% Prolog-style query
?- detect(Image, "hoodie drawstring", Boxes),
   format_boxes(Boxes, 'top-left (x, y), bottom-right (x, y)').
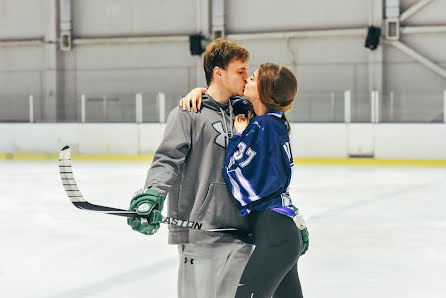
top-left (229, 99), bottom-right (234, 137)
top-left (219, 100), bottom-right (234, 148)
top-left (219, 107), bottom-right (229, 148)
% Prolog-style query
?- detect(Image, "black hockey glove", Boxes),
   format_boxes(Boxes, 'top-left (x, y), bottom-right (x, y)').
top-left (231, 96), bottom-right (252, 117)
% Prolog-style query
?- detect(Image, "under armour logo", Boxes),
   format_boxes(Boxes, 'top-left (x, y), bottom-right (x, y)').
top-left (212, 121), bottom-right (228, 148)
top-left (184, 257), bottom-right (194, 264)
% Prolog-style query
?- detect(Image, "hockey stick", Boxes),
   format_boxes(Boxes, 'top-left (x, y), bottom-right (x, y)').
top-left (59, 146), bottom-right (254, 242)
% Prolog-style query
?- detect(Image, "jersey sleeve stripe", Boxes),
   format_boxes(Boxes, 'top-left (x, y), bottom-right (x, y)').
top-left (235, 167), bottom-right (261, 202)
top-left (227, 170), bottom-right (247, 206)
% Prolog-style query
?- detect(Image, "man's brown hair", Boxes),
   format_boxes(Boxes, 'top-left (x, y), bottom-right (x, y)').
top-left (203, 38), bottom-right (249, 86)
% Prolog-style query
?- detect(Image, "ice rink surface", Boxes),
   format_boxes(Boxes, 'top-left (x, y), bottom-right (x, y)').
top-left (1, 159), bottom-right (445, 298)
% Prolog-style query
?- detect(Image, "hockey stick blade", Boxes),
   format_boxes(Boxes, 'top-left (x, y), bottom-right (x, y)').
top-left (59, 146), bottom-right (254, 243)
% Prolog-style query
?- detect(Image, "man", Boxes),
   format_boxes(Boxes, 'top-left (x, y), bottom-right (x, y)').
top-left (127, 38), bottom-right (253, 298)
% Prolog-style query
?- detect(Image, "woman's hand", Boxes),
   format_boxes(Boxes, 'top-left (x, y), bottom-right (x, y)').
top-left (234, 114), bottom-right (249, 134)
top-left (179, 88), bottom-right (208, 112)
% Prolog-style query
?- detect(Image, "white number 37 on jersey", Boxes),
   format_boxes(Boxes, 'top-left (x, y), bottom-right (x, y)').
top-left (229, 142), bottom-right (256, 168)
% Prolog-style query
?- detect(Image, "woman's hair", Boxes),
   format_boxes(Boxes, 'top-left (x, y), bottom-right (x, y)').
top-left (250, 63), bottom-right (298, 134)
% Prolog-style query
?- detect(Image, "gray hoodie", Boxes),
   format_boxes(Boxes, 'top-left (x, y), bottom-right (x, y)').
top-left (144, 94), bottom-right (250, 244)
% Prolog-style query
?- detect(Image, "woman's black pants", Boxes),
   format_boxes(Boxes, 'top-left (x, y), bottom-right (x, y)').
top-left (235, 209), bottom-right (303, 298)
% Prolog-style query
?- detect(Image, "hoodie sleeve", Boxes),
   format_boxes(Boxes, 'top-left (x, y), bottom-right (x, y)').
top-left (144, 108), bottom-right (191, 198)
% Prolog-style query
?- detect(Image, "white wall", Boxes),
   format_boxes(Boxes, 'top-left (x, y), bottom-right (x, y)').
top-left (1, 123), bottom-right (445, 160)
top-left (1, 0), bottom-right (445, 122)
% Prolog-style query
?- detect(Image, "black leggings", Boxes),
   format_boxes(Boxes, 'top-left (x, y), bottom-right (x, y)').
top-left (235, 210), bottom-right (303, 298)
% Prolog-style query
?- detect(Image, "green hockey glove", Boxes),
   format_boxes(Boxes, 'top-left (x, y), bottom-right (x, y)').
top-left (292, 205), bottom-right (309, 255)
top-left (300, 228), bottom-right (309, 255)
top-left (127, 188), bottom-right (164, 235)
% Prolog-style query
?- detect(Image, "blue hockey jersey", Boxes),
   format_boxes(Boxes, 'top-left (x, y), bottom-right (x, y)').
top-left (222, 111), bottom-right (297, 217)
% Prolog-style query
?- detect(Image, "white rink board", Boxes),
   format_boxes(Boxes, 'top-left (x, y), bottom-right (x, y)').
top-left (1, 123), bottom-right (446, 159)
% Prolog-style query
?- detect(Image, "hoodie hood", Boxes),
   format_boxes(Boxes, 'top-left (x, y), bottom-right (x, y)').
top-left (201, 93), bottom-right (231, 114)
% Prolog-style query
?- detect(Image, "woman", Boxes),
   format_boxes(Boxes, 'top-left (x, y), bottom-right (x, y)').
top-left (180, 63), bottom-right (308, 297)
top-left (223, 63), bottom-right (305, 298)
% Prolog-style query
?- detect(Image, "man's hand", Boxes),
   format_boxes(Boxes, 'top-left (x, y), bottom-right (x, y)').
top-left (127, 188), bottom-right (164, 235)
top-left (179, 87), bottom-right (207, 112)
